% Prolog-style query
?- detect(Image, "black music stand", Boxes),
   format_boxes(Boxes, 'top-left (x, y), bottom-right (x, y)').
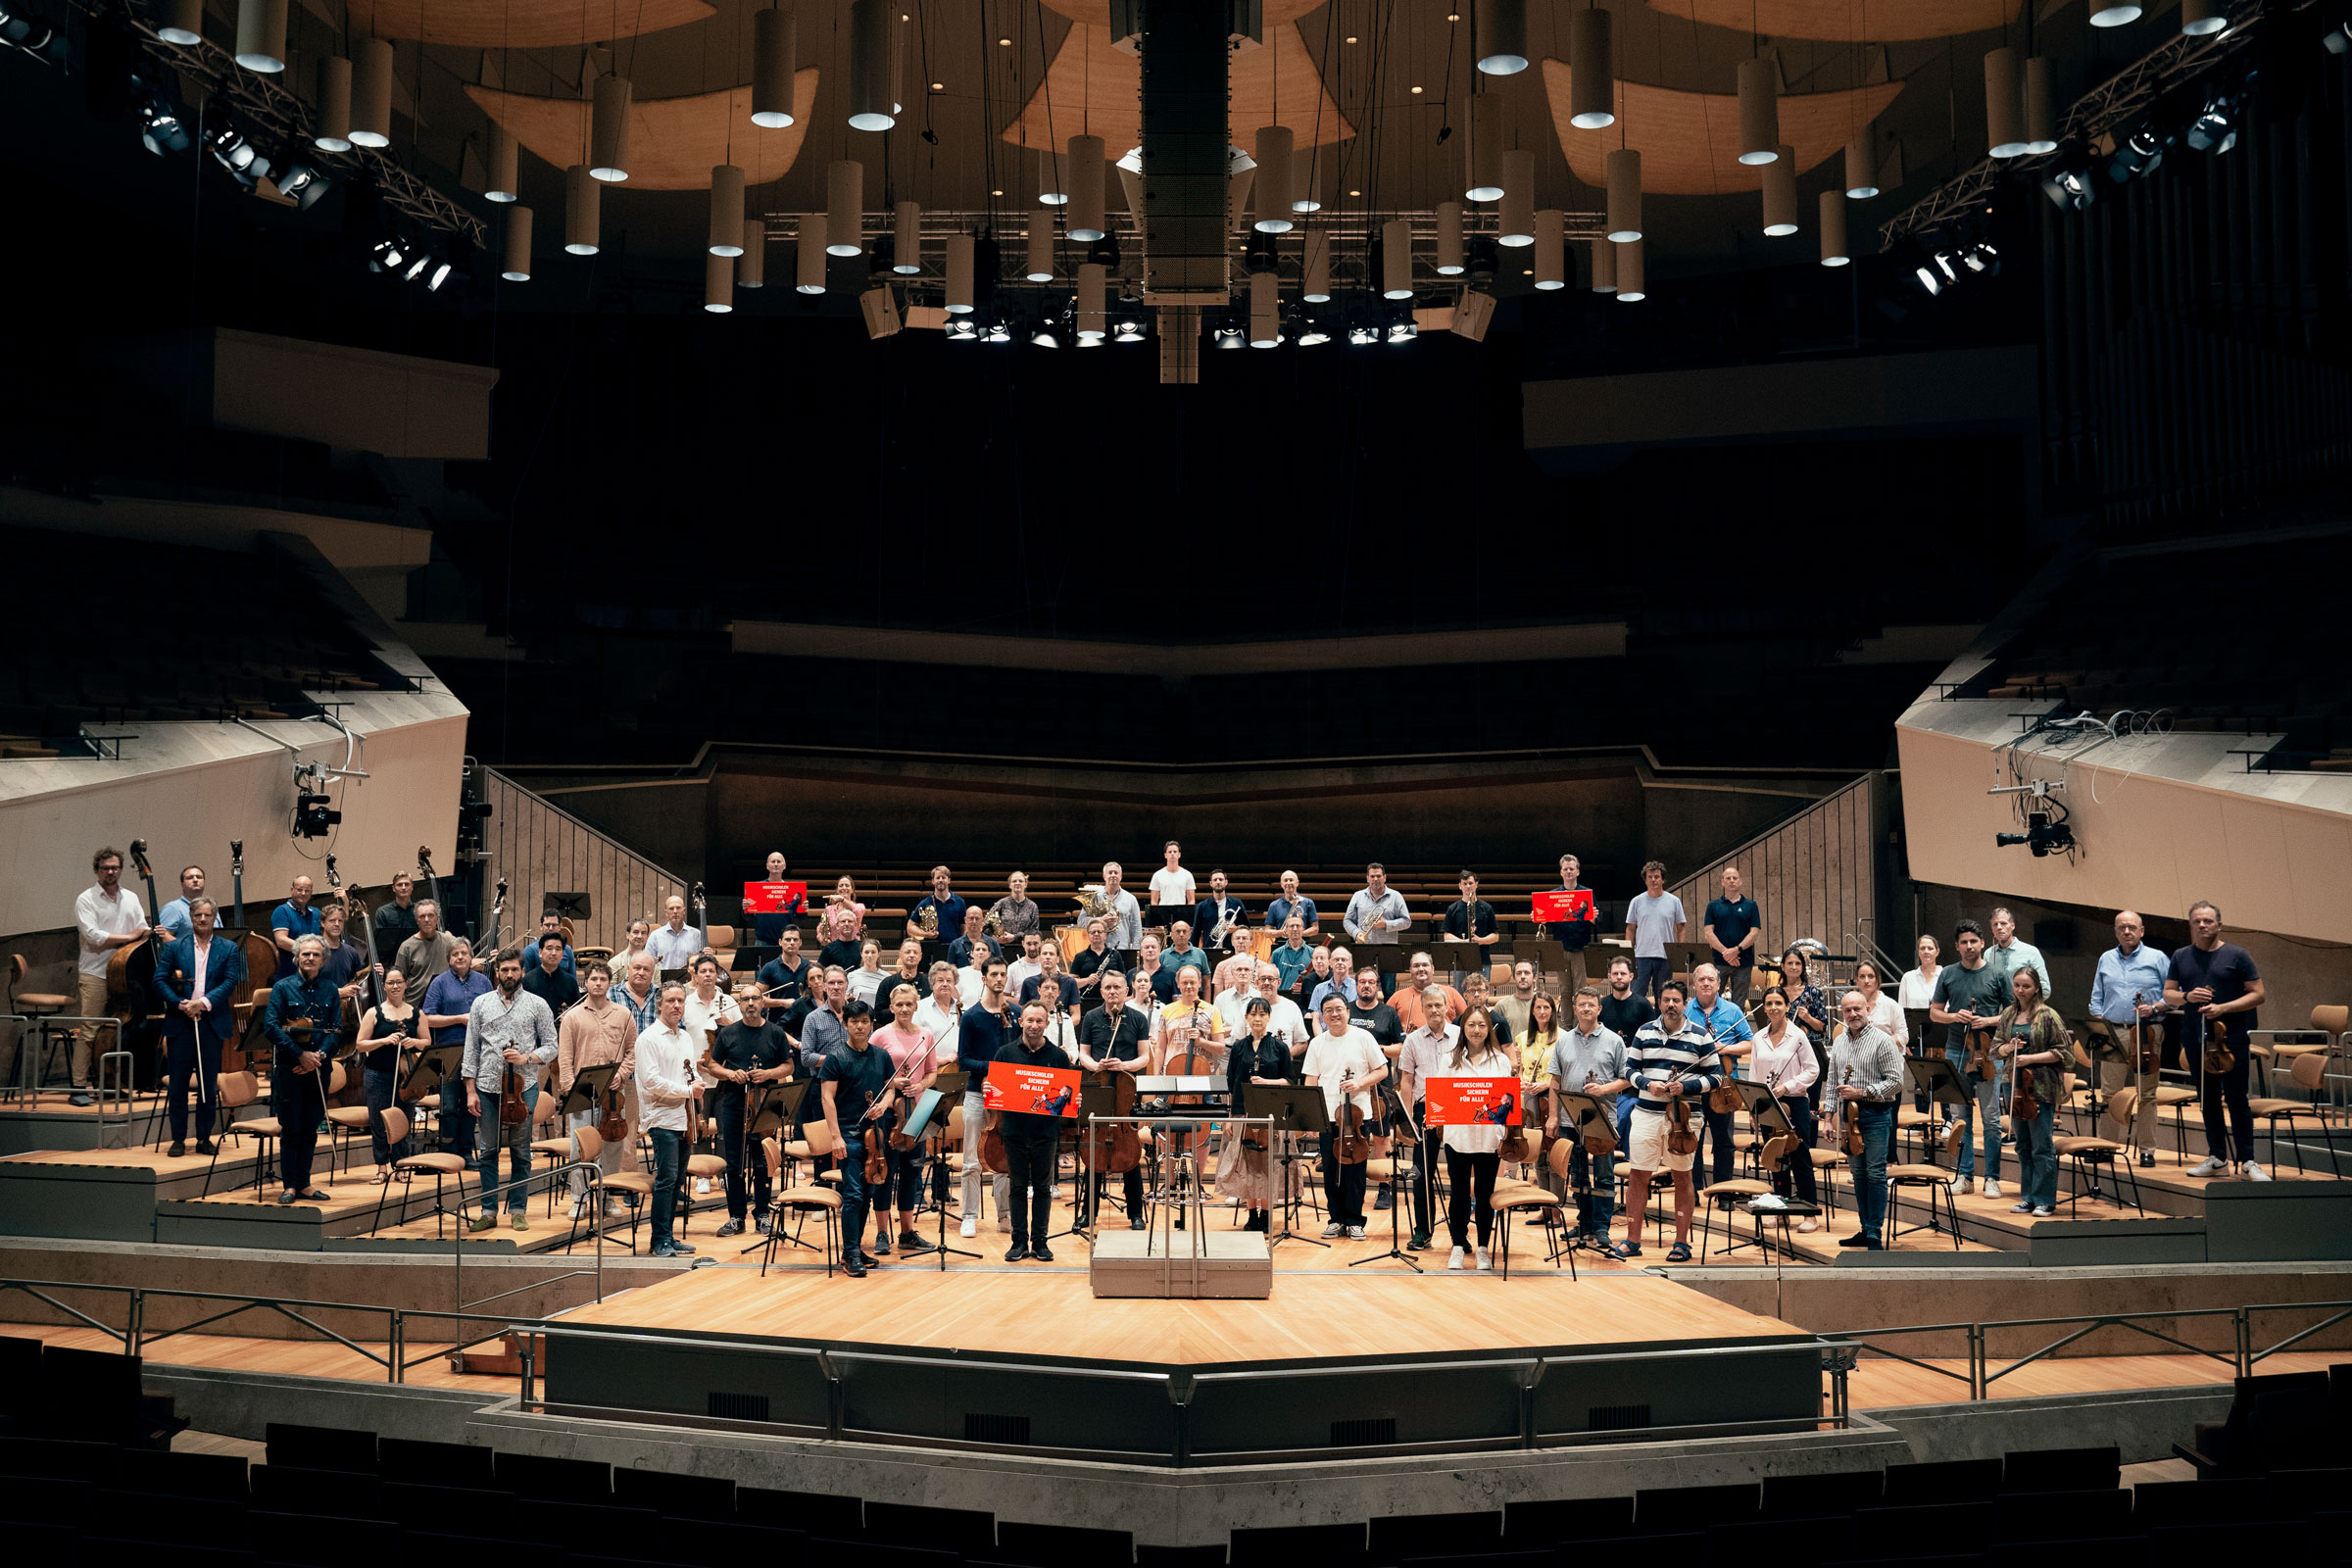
top-left (1051, 1078), bottom-right (1122, 1247)
top-left (1246, 1083), bottom-right (1330, 1251)
top-left (1721, 1084), bottom-right (1814, 1260)
top-left (1347, 1084), bottom-right (1422, 1274)
top-left (562, 1061), bottom-right (616, 1120)
top-left (1908, 1056), bottom-right (1974, 1164)
top-left (1438, 939), bottom-right (1510, 983)
top-left (545, 891), bottom-right (591, 924)
top-left (1550, 1086), bottom-right (1620, 1250)
top-left (923, 1071), bottom-right (981, 1268)
top-left (398, 1042), bottom-right (465, 1150)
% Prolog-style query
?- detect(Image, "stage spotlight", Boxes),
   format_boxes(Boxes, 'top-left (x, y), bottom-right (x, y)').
top-left (368, 236), bottom-right (404, 272)
top-left (1031, 319), bottom-right (1062, 347)
top-left (984, 317), bottom-right (1012, 342)
top-left (1995, 810), bottom-right (2074, 857)
top-left (208, 123), bottom-right (272, 185)
top-left (2108, 123), bottom-right (2172, 181)
top-left (1212, 316), bottom-right (1247, 348)
top-left (1297, 318), bottom-right (1331, 346)
top-left (1111, 315), bottom-right (1146, 343)
top-left (403, 249), bottom-right (433, 283)
top-left (946, 318), bottom-right (980, 342)
top-left (138, 89), bottom-right (192, 155)
top-left (0, 6), bottom-right (59, 54)
top-left (2186, 81), bottom-right (2248, 153)
top-left (1465, 236), bottom-right (1500, 287)
top-left (1347, 302), bottom-right (1380, 345)
top-left (1387, 313), bottom-right (1418, 344)
top-left (2039, 152), bottom-right (2099, 212)
top-left (274, 163), bottom-right (331, 210)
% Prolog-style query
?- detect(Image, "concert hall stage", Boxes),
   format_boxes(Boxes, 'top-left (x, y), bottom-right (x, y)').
top-left (538, 1259), bottom-right (1830, 1467)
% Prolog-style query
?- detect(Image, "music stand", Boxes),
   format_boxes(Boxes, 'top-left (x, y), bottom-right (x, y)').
top-left (398, 1042), bottom-right (465, 1150)
top-left (1051, 1078), bottom-right (1122, 1247)
top-left (563, 1061), bottom-right (616, 1119)
top-left (1720, 1085), bottom-right (1813, 1260)
top-left (1548, 1090), bottom-right (1617, 1251)
top-left (921, 941), bottom-right (959, 972)
top-left (922, 1071), bottom-right (980, 1268)
top-left (545, 892), bottom-right (591, 923)
top-left (1240, 1084), bottom-right (1328, 1250)
top-left (1665, 941), bottom-right (1717, 984)
top-left (1438, 939), bottom-right (1509, 984)
top-left (1908, 1056), bottom-right (1974, 1165)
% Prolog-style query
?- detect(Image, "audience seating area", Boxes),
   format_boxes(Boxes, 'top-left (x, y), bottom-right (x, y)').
top-left (0, 525), bottom-right (397, 758)
top-left (1971, 526), bottom-right (2348, 770)
top-left (7, 1370), bottom-right (2352, 1568)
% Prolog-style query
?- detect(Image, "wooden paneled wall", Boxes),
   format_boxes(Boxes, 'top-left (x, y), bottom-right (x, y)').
top-left (1669, 773), bottom-right (1888, 977)
top-left (479, 767), bottom-right (687, 954)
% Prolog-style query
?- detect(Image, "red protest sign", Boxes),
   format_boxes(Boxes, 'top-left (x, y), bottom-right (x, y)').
top-left (1532, 889), bottom-right (1595, 924)
top-left (742, 881), bottom-right (808, 913)
top-left (983, 1060), bottom-right (1080, 1117)
top-left (1424, 1075), bottom-right (1521, 1128)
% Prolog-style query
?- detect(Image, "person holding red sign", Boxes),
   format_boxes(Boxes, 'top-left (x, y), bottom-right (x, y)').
top-left (993, 1002), bottom-right (1077, 1262)
top-left (1536, 853), bottom-right (1601, 997)
top-left (1427, 1006), bottom-right (1513, 1271)
top-left (750, 852), bottom-right (806, 950)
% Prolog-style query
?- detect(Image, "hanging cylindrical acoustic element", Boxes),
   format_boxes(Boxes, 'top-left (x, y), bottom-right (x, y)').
top-left (351, 38), bottom-right (395, 147)
top-left (2181, 0), bottom-right (2224, 33)
top-left (797, 215), bottom-right (828, 292)
top-left (893, 200), bottom-right (921, 273)
top-left (1819, 189), bottom-right (1848, 267)
top-left (501, 207), bottom-right (532, 280)
top-left (944, 232), bottom-right (974, 312)
top-left (2023, 57), bottom-right (2058, 153)
top-left (1435, 201), bottom-right (1465, 274)
top-left (1532, 211), bottom-right (1564, 288)
top-left (708, 165), bottom-right (747, 256)
top-left (1761, 143), bottom-right (1797, 234)
top-left (590, 74), bottom-right (632, 181)
top-left (486, 123), bottom-right (519, 201)
top-left (753, 7), bottom-right (797, 126)
top-left (1984, 47), bottom-right (2027, 157)
top-left (848, 0), bottom-right (895, 129)
top-left (705, 252), bottom-right (734, 314)
top-left (1380, 218), bottom-right (1413, 300)
top-left (235, 0), bottom-right (288, 73)
top-left (1843, 131), bottom-right (1878, 198)
top-left (1250, 270), bottom-right (1280, 346)
top-left (1293, 147), bottom-right (1321, 211)
top-left (826, 160), bottom-right (863, 255)
top-left (1591, 234), bottom-right (1616, 292)
top-left (1497, 149), bottom-right (1536, 245)
top-left (2089, 0), bottom-right (2140, 26)
top-left (1252, 125), bottom-right (1294, 230)
top-left (1616, 237), bottom-right (1644, 301)
top-left (1605, 147), bottom-right (1641, 241)
top-left (1302, 228), bottom-right (1332, 300)
top-left (1037, 146), bottom-right (1067, 205)
top-left (1465, 94), bottom-right (1504, 200)
top-left (1067, 135), bottom-right (1107, 241)
top-left (1475, 0), bottom-right (1528, 74)
top-left (160, 0), bottom-right (204, 46)
top-left (1737, 58), bottom-right (1779, 165)
top-left (1077, 262), bottom-right (1107, 338)
top-left (1567, 7), bottom-right (1614, 127)
top-left (1025, 204), bottom-right (1054, 281)
top-left (739, 211), bottom-right (766, 285)
top-left (314, 56), bottom-right (353, 152)
top-left (564, 165), bottom-right (600, 253)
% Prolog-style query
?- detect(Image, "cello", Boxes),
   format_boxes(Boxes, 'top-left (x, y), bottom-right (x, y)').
top-left (220, 841), bottom-right (274, 1074)
top-left (1079, 1064), bottom-right (1142, 1178)
top-left (106, 840), bottom-right (166, 1086)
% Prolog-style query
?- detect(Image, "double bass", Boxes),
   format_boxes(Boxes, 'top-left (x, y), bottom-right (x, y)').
top-left (106, 839), bottom-right (166, 1080)
top-left (219, 841), bottom-right (274, 1074)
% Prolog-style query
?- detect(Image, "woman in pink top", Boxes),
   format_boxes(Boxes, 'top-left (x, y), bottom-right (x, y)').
top-left (1748, 986), bottom-right (1824, 1229)
top-left (868, 987), bottom-right (941, 1256)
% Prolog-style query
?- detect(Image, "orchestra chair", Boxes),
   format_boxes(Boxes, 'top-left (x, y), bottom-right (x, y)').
top-left (5, 954), bottom-right (72, 1102)
top-left (1893, 1104), bottom-right (1939, 1164)
top-left (1492, 1186), bottom-right (1572, 1279)
top-left (324, 1061), bottom-right (383, 1179)
top-left (374, 1107), bottom-right (468, 1239)
top-left (529, 1084), bottom-right (577, 1216)
top-left (2245, 1050), bottom-right (2341, 1176)
top-left (203, 1071), bottom-right (280, 1198)
top-left (1695, 1178), bottom-right (1773, 1262)
top-left (591, 1128), bottom-right (659, 1250)
top-left (703, 924), bottom-right (739, 973)
top-left (2248, 1005), bottom-right (2344, 1102)
top-left (760, 1136), bottom-right (842, 1276)
top-left (1807, 1149), bottom-right (1845, 1221)
top-left (680, 1140), bottom-right (731, 1235)
top-left (2051, 1130), bottom-right (2142, 1214)
top-left (1885, 1161), bottom-right (1966, 1250)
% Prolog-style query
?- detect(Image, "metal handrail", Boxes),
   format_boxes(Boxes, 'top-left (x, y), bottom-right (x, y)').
top-left (2244, 1298), bottom-right (2352, 1367)
top-left (430, 1158), bottom-right (607, 1311)
top-left (1978, 1305), bottom-right (2244, 1390)
top-left (1822, 1320), bottom-right (1983, 1397)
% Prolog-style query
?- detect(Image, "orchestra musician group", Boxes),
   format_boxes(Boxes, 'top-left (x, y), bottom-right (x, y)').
top-left (46, 845), bottom-right (2281, 1269)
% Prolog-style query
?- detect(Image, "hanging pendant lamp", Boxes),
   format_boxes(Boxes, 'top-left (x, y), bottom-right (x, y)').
top-left (710, 165), bottom-right (746, 256)
top-left (1605, 147), bottom-right (1641, 242)
top-left (351, 38), bottom-right (395, 147)
top-left (234, 0), bottom-right (288, 73)
top-left (1532, 211), bottom-right (1564, 288)
top-left (739, 212), bottom-right (766, 286)
top-left (1761, 143), bottom-right (1797, 234)
top-left (564, 165), bottom-right (600, 254)
top-left (848, 0), bottom-right (896, 129)
top-left (501, 207), bottom-right (533, 280)
top-left (1568, 7), bottom-right (1614, 127)
top-left (1737, 58), bottom-right (1779, 165)
top-left (1819, 189), bottom-right (1849, 267)
top-left (1465, 94), bottom-right (1504, 200)
top-left (1068, 135), bottom-right (1107, 241)
top-left (894, 200), bottom-right (922, 273)
top-left (797, 215), bottom-right (829, 292)
top-left (1436, 201), bottom-right (1465, 274)
top-left (590, 74), bottom-right (632, 181)
top-left (1984, 47), bottom-right (2028, 157)
top-left (1616, 238), bottom-right (1645, 301)
top-left (1475, 0), bottom-right (1528, 74)
top-left (705, 253), bottom-right (734, 314)
top-left (753, 6), bottom-right (797, 127)
top-left (315, 56), bottom-right (353, 152)
top-left (826, 161), bottom-right (863, 256)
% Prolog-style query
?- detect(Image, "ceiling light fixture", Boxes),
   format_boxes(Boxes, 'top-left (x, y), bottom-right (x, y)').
top-left (564, 165), bottom-right (600, 253)
top-left (1844, 130), bottom-right (1879, 198)
top-left (1497, 149), bottom-right (1536, 245)
top-left (798, 214), bottom-right (829, 291)
top-left (350, 38), bottom-right (394, 148)
top-left (1476, 0), bottom-right (1528, 74)
top-left (849, 0), bottom-right (897, 129)
top-left (944, 232), bottom-right (974, 312)
top-left (1590, 234), bottom-right (1616, 293)
top-left (1302, 228), bottom-right (1332, 301)
top-left (1615, 237), bottom-right (1645, 301)
top-left (1532, 209), bottom-right (1564, 287)
top-left (710, 164), bottom-right (746, 256)
top-left (1985, 47), bottom-right (2029, 157)
top-left (234, 0), bottom-right (287, 73)
top-left (315, 56), bottom-right (353, 152)
top-left (1025, 202), bottom-right (1054, 281)
top-left (1380, 218), bottom-right (1414, 300)
top-left (1067, 134), bottom-right (1107, 240)
top-left (1819, 189), bottom-right (1848, 266)
top-left (590, 74), bottom-right (632, 181)
top-left (1761, 143), bottom-right (1798, 234)
top-left (827, 162), bottom-right (865, 255)
top-left (485, 122), bottom-right (518, 200)
top-left (1252, 125), bottom-right (1294, 229)
top-left (1567, 7), bottom-right (1614, 128)
top-left (158, 0), bottom-right (203, 46)
top-left (752, 6), bottom-right (797, 127)
top-left (2089, 0), bottom-right (2141, 26)
top-left (2024, 57), bottom-right (2058, 154)
top-left (705, 252), bottom-right (734, 313)
top-left (1605, 146), bottom-right (1641, 241)
top-left (739, 211), bottom-right (766, 286)
top-left (1465, 93), bottom-right (1504, 199)
top-left (1435, 200), bottom-right (1465, 273)
top-left (894, 200), bottom-right (922, 273)
top-left (1737, 57), bottom-right (1779, 165)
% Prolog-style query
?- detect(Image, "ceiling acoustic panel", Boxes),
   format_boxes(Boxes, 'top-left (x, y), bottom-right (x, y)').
top-left (1544, 66), bottom-right (1902, 195)
top-left (1645, 0), bottom-right (2012, 43)
top-left (466, 72), bottom-right (820, 190)
top-left (1005, 23), bottom-right (1352, 157)
top-left (347, 0), bottom-right (716, 49)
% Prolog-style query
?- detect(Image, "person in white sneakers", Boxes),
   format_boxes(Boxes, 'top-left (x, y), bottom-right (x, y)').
top-left (1930, 920), bottom-right (2012, 1202)
top-left (2167, 900), bottom-right (2268, 1182)
top-left (1427, 1005), bottom-right (1512, 1270)
top-left (1303, 994), bottom-right (1387, 1240)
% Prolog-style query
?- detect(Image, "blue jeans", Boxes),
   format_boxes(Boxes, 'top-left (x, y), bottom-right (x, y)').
top-left (473, 1081), bottom-right (537, 1215)
top-left (2016, 1101), bottom-right (2059, 1209)
top-left (1616, 1097), bottom-right (1637, 1149)
top-left (1853, 1101), bottom-right (1895, 1242)
top-left (648, 1127), bottom-right (683, 1247)
top-left (1568, 1139), bottom-right (1616, 1234)
top-left (1946, 1049), bottom-right (2007, 1182)
top-left (838, 1132), bottom-right (873, 1256)
top-left (1634, 956), bottom-right (1671, 1010)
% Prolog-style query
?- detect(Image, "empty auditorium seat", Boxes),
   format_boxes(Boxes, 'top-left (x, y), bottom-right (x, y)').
top-left (1635, 1481), bottom-right (1759, 1528)
top-left (1501, 1495), bottom-right (1632, 1544)
top-left (996, 1519), bottom-right (1137, 1566)
top-left (736, 1485), bottom-right (862, 1539)
top-left (378, 1480), bottom-right (518, 1538)
top-left (1762, 1470), bottom-right (1884, 1517)
top-left (1881, 1457), bottom-right (2001, 1505)
top-left (2000, 1444), bottom-right (2121, 1493)
top-left (1367, 1509), bottom-right (1501, 1563)
top-left (1994, 1488), bottom-right (2132, 1541)
top-left (866, 1498), bottom-right (996, 1548)
top-left (262, 1422), bottom-right (378, 1476)
top-left (119, 1445), bottom-right (249, 1498)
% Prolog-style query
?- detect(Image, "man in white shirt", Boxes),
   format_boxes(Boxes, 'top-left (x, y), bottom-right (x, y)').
top-left (647, 895), bottom-right (705, 974)
top-left (1099, 860), bottom-right (1143, 958)
top-left (1343, 862), bottom-right (1410, 948)
top-left (1303, 994), bottom-right (1388, 1239)
top-left (1248, 964), bottom-right (1308, 1055)
top-left (915, 963), bottom-right (965, 1066)
top-left (631, 983), bottom-right (703, 1257)
top-left (1148, 841), bottom-right (1197, 918)
top-left (1625, 859), bottom-right (1687, 1009)
top-left (1395, 1002), bottom-right (1457, 1251)
top-left (73, 845), bottom-right (150, 1104)
top-left (1005, 931), bottom-right (1045, 1001)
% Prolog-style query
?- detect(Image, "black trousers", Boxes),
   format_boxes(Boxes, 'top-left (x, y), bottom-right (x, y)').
top-left (164, 1028), bottom-right (221, 1144)
top-left (1319, 1125), bottom-right (1367, 1226)
top-left (2199, 1046), bottom-right (2256, 1162)
top-left (714, 1095), bottom-right (769, 1220)
top-left (1775, 1095), bottom-right (1820, 1204)
top-left (1087, 1165), bottom-right (1145, 1222)
top-left (1004, 1138), bottom-right (1055, 1246)
top-left (1404, 1111), bottom-right (1446, 1236)
top-left (1445, 1147), bottom-right (1499, 1249)
top-left (1699, 1099), bottom-right (1740, 1185)
top-left (276, 1071), bottom-right (325, 1193)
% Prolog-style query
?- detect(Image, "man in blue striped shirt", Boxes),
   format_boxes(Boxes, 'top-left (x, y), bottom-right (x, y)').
top-left (2089, 910), bottom-right (2173, 1167)
top-left (1620, 981), bottom-right (1724, 1261)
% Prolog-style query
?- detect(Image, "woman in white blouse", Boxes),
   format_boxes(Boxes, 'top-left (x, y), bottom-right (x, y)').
top-left (847, 940), bottom-right (888, 1007)
top-left (1896, 936), bottom-right (1943, 1114)
top-left (1748, 987), bottom-right (1823, 1231)
top-left (1428, 1006), bottom-right (1512, 1271)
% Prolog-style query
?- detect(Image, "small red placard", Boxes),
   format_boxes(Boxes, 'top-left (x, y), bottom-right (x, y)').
top-left (1532, 889), bottom-right (1596, 924)
top-left (742, 881), bottom-right (808, 913)
top-left (982, 1060), bottom-right (1080, 1117)
top-left (1424, 1075), bottom-right (1521, 1128)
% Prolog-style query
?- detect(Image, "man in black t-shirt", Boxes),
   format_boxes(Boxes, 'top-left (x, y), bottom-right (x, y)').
top-left (817, 1001), bottom-right (895, 1277)
top-left (709, 988), bottom-right (796, 1236)
top-left (1076, 971), bottom-right (1152, 1225)
top-left (1441, 871), bottom-right (1498, 984)
top-left (1931, 920), bottom-right (2015, 1197)
top-left (994, 1002), bottom-right (1076, 1262)
top-left (756, 928), bottom-right (809, 1004)
top-left (2167, 901), bottom-right (2267, 1178)
top-left (1596, 953), bottom-right (1656, 1039)
top-left (1345, 965), bottom-right (1405, 1211)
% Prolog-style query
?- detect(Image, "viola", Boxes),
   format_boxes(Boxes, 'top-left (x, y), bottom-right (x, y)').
top-left (2197, 1011), bottom-right (2234, 1075)
top-left (1337, 1102), bottom-right (1372, 1164)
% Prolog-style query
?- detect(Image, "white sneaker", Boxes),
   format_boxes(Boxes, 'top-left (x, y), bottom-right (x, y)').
top-left (1447, 1246), bottom-right (1467, 1270)
top-left (2185, 1155), bottom-right (2227, 1178)
top-left (1947, 1176), bottom-right (1969, 1195)
top-left (1474, 1246), bottom-right (1493, 1271)
top-left (604, 1199), bottom-right (621, 1217)
top-left (2245, 1161), bottom-right (2271, 1182)
top-left (1796, 1217), bottom-right (1820, 1234)
top-left (960, 1216), bottom-right (977, 1239)
top-left (1347, 1225), bottom-right (1367, 1241)
top-left (1983, 1180), bottom-right (2003, 1200)
top-left (2010, 1200), bottom-right (2034, 1213)
top-left (567, 1197), bottom-right (586, 1220)
top-left (1322, 1221), bottom-right (1345, 1238)
top-left (2032, 1205), bottom-right (2055, 1216)
top-left (998, 1214), bottom-right (1013, 1234)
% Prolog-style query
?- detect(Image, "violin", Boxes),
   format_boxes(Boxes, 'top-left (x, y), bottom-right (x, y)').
top-left (500, 1054), bottom-right (529, 1128)
top-left (2130, 993), bottom-right (2161, 1075)
top-left (1496, 1071), bottom-right (1533, 1165)
top-left (2197, 1009), bottom-right (2234, 1075)
top-left (1963, 1018), bottom-right (1997, 1082)
top-left (598, 1078), bottom-right (629, 1144)
top-left (1839, 1065), bottom-right (1865, 1158)
top-left (1337, 1101), bottom-right (1372, 1164)
top-left (1665, 1091), bottom-right (1698, 1157)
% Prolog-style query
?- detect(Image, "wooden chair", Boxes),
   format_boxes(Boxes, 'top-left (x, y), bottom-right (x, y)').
top-left (1806, 1149), bottom-right (1845, 1220)
top-left (529, 1087), bottom-right (579, 1215)
top-left (1886, 1162), bottom-right (1965, 1250)
top-left (1493, 1188), bottom-right (1572, 1279)
top-left (761, 1136), bottom-right (843, 1275)
top-left (203, 1071), bottom-right (280, 1197)
top-left (2249, 1006), bottom-right (2344, 1101)
top-left (704, 924), bottom-right (739, 973)
top-left (2052, 1133), bottom-right (2142, 1214)
top-left (6, 954), bottom-right (72, 1102)
top-left (2246, 1052), bottom-right (2341, 1176)
top-left (375, 1107), bottom-right (469, 1239)
top-left (593, 1128), bottom-right (660, 1250)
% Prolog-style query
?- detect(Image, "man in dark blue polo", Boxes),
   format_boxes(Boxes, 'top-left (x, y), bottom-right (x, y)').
top-left (1702, 867), bottom-right (1761, 1007)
